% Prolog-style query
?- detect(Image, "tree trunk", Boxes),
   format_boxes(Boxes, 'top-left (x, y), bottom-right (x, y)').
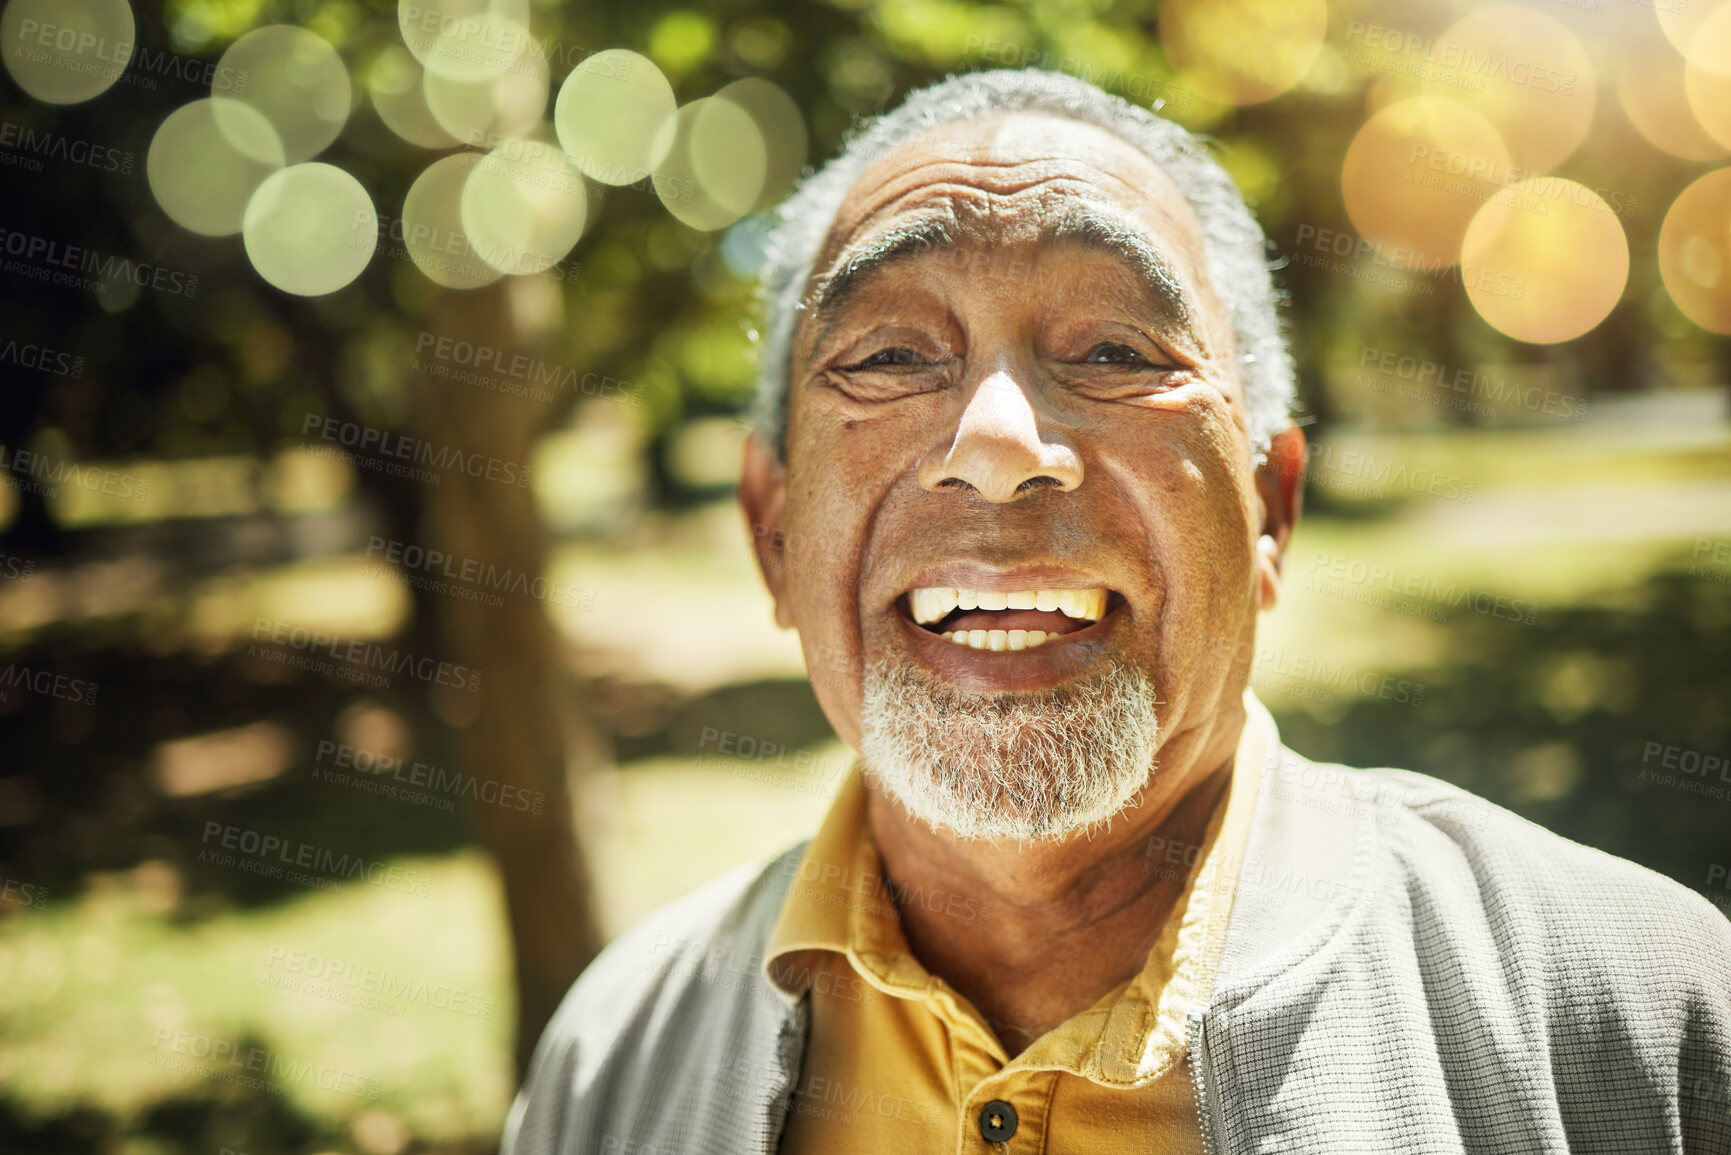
top-left (414, 281), bottom-right (605, 1082)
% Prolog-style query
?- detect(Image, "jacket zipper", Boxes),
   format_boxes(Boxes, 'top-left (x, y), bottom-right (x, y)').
top-left (1187, 1009), bottom-right (1221, 1155)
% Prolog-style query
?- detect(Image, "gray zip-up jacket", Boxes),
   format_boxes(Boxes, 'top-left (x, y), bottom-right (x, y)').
top-left (501, 712), bottom-right (1731, 1154)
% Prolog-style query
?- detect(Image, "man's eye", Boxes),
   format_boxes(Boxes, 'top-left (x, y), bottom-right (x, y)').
top-left (845, 347), bottom-right (923, 370)
top-left (1083, 342), bottom-right (1151, 365)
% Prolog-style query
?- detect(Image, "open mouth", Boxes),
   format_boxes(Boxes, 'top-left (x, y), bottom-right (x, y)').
top-left (901, 586), bottom-right (1120, 651)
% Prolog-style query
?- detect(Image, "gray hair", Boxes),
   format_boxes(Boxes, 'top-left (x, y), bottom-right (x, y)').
top-left (744, 67), bottom-right (1294, 465)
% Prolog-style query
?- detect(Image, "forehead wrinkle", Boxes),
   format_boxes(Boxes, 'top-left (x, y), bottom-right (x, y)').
top-left (803, 196), bottom-right (1197, 356)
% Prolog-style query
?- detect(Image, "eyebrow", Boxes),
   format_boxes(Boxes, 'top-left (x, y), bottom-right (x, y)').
top-left (803, 202), bottom-right (1195, 350)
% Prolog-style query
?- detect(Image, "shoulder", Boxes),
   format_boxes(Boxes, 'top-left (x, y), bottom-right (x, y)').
top-left (1344, 759), bottom-right (1731, 1017)
top-left (551, 838), bottom-right (806, 1039)
top-left (501, 841), bottom-right (808, 1155)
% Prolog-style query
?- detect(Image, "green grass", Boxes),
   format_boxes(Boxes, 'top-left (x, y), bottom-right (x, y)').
top-left (0, 852), bottom-right (514, 1145)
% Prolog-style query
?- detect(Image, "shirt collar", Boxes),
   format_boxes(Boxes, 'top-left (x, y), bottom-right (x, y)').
top-left (763, 690), bottom-right (1276, 1083)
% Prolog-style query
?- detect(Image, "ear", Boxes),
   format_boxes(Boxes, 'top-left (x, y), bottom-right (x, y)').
top-left (739, 431), bottom-right (795, 629)
top-left (1253, 424), bottom-right (1307, 612)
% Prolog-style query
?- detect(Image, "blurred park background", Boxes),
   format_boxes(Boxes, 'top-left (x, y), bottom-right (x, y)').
top-left (2, 0), bottom-right (1730, 1150)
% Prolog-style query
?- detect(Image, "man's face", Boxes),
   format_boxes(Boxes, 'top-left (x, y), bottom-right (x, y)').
top-left (741, 111), bottom-right (1297, 839)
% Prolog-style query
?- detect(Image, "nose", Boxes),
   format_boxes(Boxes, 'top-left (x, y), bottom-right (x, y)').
top-left (919, 371), bottom-right (1083, 501)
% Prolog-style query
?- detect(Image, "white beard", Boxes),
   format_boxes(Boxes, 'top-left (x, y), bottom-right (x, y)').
top-left (857, 656), bottom-right (1159, 842)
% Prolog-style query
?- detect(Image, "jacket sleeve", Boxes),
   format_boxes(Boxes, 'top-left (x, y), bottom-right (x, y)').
top-left (501, 1031), bottom-right (575, 1155)
top-left (1679, 901), bottom-right (1731, 1154)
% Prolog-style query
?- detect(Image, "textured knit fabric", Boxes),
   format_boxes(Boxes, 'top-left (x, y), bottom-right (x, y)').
top-left (767, 707), bottom-right (1264, 1154)
top-left (500, 697), bottom-right (1731, 1155)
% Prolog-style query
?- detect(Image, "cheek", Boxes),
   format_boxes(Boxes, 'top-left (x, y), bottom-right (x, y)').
top-left (1109, 403), bottom-right (1258, 624)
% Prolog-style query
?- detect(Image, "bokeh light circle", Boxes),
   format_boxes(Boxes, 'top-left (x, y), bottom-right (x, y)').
top-left (401, 152), bottom-right (506, 289)
top-left (1658, 167), bottom-right (1731, 334)
top-left (216, 25), bottom-right (352, 162)
top-left (651, 99), bottom-right (767, 232)
top-left (554, 49), bottom-right (676, 185)
top-left (1683, 4), bottom-right (1731, 150)
top-left (1159, 0), bottom-right (1326, 105)
top-left (1619, 48), bottom-right (1729, 161)
top-left (0, 0), bottom-right (133, 104)
top-left (1659, 0), bottom-right (1731, 56)
top-left (242, 163), bottom-right (377, 296)
top-left (422, 32), bottom-right (546, 144)
top-left (710, 77), bottom-right (806, 211)
top-left (1342, 97), bottom-right (1511, 270)
top-left (398, 0), bottom-right (532, 83)
top-left (368, 44), bottom-right (457, 149)
top-left (1419, 7), bottom-right (1595, 173)
top-left (1460, 178), bottom-right (1628, 344)
top-left (148, 98), bottom-right (286, 237)
top-left (460, 137), bottom-right (587, 275)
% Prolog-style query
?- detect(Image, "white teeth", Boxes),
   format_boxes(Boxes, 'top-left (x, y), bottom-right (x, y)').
top-left (909, 586), bottom-right (1110, 626)
top-left (908, 587), bottom-right (960, 624)
top-left (1057, 589), bottom-right (1107, 620)
top-left (942, 628), bottom-right (1054, 651)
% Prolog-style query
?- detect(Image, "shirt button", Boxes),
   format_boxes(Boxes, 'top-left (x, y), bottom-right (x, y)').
top-left (978, 1099), bottom-right (1018, 1143)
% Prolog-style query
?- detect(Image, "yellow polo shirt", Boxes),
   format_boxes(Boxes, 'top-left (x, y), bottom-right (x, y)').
top-left (764, 699), bottom-right (1267, 1154)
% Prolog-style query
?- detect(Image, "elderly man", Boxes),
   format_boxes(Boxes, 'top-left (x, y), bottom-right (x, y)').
top-left (503, 70), bottom-right (1731, 1155)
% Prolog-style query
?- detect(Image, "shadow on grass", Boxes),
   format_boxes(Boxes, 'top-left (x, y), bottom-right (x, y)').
top-left (0, 1082), bottom-right (323, 1155)
top-left (1272, 568), bottom-right (1731, 893)
top-left (0, 1085), bottom-right (498, 1155)
top-left (0, 638), bottom-right (475, 915)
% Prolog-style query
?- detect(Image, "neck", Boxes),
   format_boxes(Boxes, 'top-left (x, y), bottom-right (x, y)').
top-left (862, 702), bottom-right (1246, 1053)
